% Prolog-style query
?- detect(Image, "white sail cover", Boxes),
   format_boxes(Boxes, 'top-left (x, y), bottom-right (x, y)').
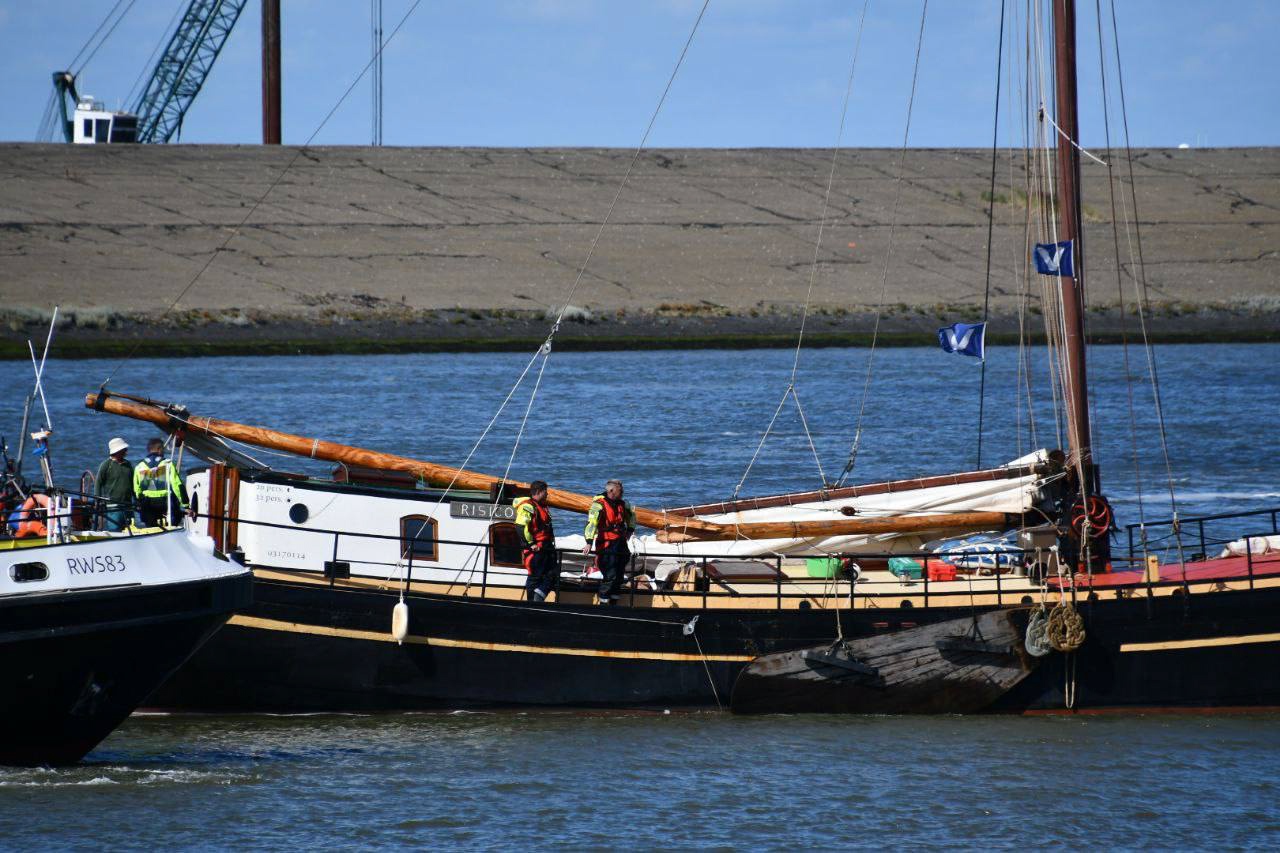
top-left (558, 450), bottom-right (1053, 559)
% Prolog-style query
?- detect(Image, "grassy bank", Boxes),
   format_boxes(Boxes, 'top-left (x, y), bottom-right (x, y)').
top-left (5, 328), bottom-right (1275, 360)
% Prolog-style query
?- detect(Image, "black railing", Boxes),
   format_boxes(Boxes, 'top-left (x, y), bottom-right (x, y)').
top-left (1124, 506), bottom-right (1280, 563)
top-left (178, 509), bottom-right (1280, 610)
top-left (7, 502), bottom-right (1278, 610)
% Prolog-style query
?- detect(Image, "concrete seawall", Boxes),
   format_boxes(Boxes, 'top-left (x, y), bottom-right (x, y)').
top-left (1, 144), bottom-right (1276, 356)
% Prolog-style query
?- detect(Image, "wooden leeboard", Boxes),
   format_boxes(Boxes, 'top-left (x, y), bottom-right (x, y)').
top-left (730, 608), bottom-right (1039, 714)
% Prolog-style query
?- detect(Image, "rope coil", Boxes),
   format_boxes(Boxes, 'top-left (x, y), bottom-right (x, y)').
top-left (1046, 601), bottom-right (1086, 653)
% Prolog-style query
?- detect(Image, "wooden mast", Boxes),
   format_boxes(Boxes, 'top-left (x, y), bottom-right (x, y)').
top-left (1053, 0), bottom-right (1092, 470)
top-left (85, 392), bottom-right (1011, 541)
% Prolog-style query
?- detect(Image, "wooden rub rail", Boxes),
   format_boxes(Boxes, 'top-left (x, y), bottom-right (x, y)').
top-left (86, 391), bottom-right (1014, 541)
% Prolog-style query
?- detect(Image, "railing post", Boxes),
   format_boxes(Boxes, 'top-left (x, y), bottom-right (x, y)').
top-left (995, 559), bottom-right (1003, 606)
top-left (330, 532), bottom-right (339, 588)
top-left (775, 555), bottom-right (782, 610)
top-left (481, 543), bottom-right (489, 600)
top-left (923, 554), bottom-right (929, 609)
top-left (701, 556), bottom-right (708, 610)
top-left (1199, 520), bottom-right (1207, 561)
top-left (1247, 540), bottom-right (1255, 591)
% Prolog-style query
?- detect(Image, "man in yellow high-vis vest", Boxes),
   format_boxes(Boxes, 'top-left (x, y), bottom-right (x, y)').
top-left (133, 437), bottom-right (187, 528)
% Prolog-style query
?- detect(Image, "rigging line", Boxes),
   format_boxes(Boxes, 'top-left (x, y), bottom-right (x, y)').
top-left (1038, 108), bottom-right (1110, 167)
top-left (402, 344), bottom-right (546, 559)
top-left (838, 0), bottom-right (929, 487)
top-left (423, 0), bottom-right (713, 536)
top-left (493, 343), bottom-right (554, 502)
top-left (790, 0), bottom-right (870, 388)
top-left (731, 387), bottom-right (792, 499)
top-left (1106, 0), bottom-right (1187, 574)
top-left (790, 386), bottom-right (828, 487)
top-left (545, 0), bottom-right (712, 335)
top-left (1092, 0), bottom-right (1146, 531)
top-left (75, 0), bottom-right (140, 76)
top-left (125, 0), bottom-right (189, 108)
top-left (99, 0), bottom-right (428, 389)
top-left (66, 0), bottom-right (130, 72)
top-left (976, 0), bottom-right (1007, 470)
top-left (739, 0), bottom-right (868, 497)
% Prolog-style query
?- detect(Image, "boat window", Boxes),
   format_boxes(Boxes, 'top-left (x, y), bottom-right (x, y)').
top-left (289, 503), bottom-right (309, 524)
top-left (95, 119), bottom-right (110, 143)
top-left (10, 562), bottom-right (49, 582)
top-left (400, 515), bottom-right (438, 562)
top-left (488, 522), bottom-right (523, 568)
top-left (82, 118), bottom-right (92, 139)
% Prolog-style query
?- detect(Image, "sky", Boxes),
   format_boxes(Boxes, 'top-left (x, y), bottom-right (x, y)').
top-left (1, 0), bottom-right (1276, 148)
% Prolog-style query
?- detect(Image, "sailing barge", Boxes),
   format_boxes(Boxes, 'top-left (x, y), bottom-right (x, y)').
top-left (82, 391), bottom-right (1280, 714)
top-left (79, 0), bottom-right (1280, 715)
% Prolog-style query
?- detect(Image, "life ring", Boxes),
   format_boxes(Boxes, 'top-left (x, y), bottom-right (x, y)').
top-left (15, 493), bottom-right (50, 538)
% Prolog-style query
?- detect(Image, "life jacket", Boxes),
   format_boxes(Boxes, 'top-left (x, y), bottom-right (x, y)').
top-left (15, 493), bottom-right (50, 539)
top-left (135, 454), bottom-right (174, 499)
top-left (514, 496), bottom-right (554, 572)
top-left (594, 495), bottom-right (630, 549)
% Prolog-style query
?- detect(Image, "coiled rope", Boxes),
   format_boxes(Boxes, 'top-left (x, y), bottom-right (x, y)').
top-left (1045, 601), bottom-right (1085, 653)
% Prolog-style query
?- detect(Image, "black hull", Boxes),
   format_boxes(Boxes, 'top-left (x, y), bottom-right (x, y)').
top-left (0, 573), bottom-right (253, 766)
top-left (152, 574), bottom-right (1280, 714)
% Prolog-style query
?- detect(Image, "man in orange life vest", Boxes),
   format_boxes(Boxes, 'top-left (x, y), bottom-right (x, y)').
top-left (582, 479), bottom-right (637, 605)
top-left (514, 480), bottom-right (558, 602)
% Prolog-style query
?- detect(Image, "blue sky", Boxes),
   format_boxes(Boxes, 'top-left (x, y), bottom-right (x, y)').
top-left (2, 0), bottom-right (1275, 148)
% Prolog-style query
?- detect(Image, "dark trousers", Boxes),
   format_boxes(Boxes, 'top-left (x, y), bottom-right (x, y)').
top-left (138, 495), bottom-right (177, 528)
top-left (596, 542), bottom-right (631, 600)
top-left (525, 547), bottom-right (559, 600)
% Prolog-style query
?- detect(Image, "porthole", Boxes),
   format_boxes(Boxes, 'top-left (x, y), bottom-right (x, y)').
top-left (899, 599), bottom-right (914, 609)
top-left (1021, 595), bottom-right (1034, 605)
top-left (10, 562), bottom-right (49, 582)
top-left (289, 503), bottom-right (309, 524)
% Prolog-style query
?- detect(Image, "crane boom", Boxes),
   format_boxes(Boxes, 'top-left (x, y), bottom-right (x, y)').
top-left (131, 0), bottom-right (249, 143)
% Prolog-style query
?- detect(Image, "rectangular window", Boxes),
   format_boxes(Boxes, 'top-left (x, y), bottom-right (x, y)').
top-left (82, 118), bottom-right (93, 139)
top-left (488, 522), bottom-right (524, 568)
top-left (94, 119), bottom-right (109, 143)
top-left (400, 515), bottom-right (438, 562)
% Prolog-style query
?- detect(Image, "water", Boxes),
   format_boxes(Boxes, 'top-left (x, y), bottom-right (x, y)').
top-left (3, 343), bottom-right (1279, 848)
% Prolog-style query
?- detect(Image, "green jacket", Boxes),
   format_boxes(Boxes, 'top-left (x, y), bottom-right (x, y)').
top-left (133, 454), bottom-right (186, 506)
top-left (95, 457), bottom-right (133, 505)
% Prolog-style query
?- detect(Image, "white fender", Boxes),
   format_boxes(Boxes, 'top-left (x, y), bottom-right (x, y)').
top-left (391, 601), bottom-right (409, 645)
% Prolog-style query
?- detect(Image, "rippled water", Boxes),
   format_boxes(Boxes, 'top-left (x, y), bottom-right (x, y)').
top-left (3, 713), bottom-right (1279, 848)
top-left (3, 344), bottom-right (1279, 847)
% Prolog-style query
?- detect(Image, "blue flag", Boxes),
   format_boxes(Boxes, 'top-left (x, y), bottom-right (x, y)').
top-left (1033, 240), bottom-right (1074, 276)
top-left (938, 322), bottom-right (986, 360)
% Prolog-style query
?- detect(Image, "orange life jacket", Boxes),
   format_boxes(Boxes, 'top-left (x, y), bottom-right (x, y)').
top-left (515, 497), bottom-right (554, 548)
top-left (595, 496), bottom-right (630, 549)
top-left (515, 497), bottom-right (554, 573)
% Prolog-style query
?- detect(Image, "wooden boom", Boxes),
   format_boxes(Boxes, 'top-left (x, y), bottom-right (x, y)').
top-left (655, 511), bottom-right (1016, 543)
top-left (85, 392), bottom-right (1014, 540)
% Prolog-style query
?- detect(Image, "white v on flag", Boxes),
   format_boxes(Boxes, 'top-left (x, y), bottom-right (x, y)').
top-left (937, 322), bottom-right (986, 360)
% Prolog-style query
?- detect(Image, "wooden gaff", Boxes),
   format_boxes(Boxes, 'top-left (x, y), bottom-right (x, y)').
top-left (85, 393), bottom-right (1014, 540)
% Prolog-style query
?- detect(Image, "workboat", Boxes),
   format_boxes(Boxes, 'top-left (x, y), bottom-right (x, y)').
top-left (0, 518), bottom-right (252, 766)
top-left (0, 321), bottom-right (253, 765)
top-left (82, 0), bottom-right (1280, 714)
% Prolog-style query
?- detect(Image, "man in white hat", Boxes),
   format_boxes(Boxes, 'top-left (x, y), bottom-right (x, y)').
top-left (95, 437), bottom-right (133, 531)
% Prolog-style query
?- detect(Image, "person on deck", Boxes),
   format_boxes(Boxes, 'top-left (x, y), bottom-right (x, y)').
top-left (582, 479), bottom-right (637, 606)
top-left (513, 480), bottom-right (558, 603)
top-left (133, 437), bottom-right (188, 528)
top-left (94, 437), bottom-right (133, 531)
